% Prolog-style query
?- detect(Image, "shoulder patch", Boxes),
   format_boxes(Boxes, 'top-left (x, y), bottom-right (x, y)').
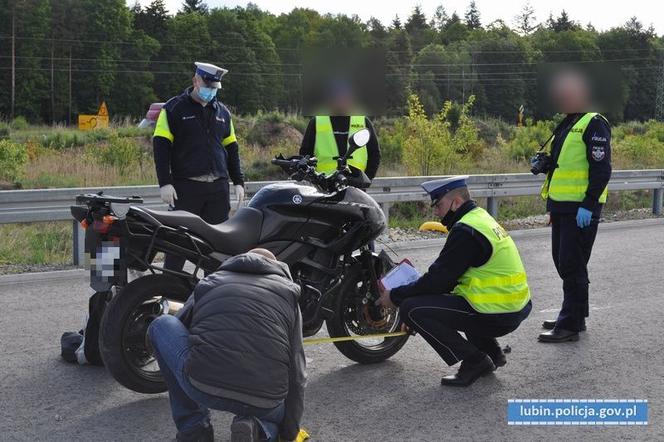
top-left (591, 145), bottom-right (606, 161)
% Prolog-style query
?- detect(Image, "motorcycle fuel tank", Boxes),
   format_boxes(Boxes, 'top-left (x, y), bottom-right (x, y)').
top-left (248, 182), bottom-right (386, 252)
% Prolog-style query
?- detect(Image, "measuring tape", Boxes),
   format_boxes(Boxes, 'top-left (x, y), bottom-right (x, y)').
top-left (303, 331), bottom-right (408, 346)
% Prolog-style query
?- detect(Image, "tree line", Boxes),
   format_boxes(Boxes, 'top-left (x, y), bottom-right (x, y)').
top-left (0, 0), bottom-right (662, 124)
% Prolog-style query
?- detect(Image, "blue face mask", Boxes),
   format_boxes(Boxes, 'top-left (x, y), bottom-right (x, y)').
top-left (197, 86), bottom-right (217, 103)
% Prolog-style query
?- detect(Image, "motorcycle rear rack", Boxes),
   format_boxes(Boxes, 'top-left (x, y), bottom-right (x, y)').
top-left (122, 216), bottom-right (214, 285)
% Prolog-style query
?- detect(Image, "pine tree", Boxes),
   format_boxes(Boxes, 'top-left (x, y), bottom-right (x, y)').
top-left (181, 0), bottom-right (207, 14)
top-left (391, 15), bottom-right (401, 30)
top-left (135, 0), bottom-right (168, 38)
top-left (514, 2), bottom-right (537, 35)
top-left (549, 10), bottom-right (578, 32)
top-left (464, 1), bottom-right (481, 30)
top-left (432, 5), bottom-right (448, 31)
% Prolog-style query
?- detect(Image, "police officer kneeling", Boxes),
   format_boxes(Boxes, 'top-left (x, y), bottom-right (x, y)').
top-left (376, 177), bottom-right (532, 387)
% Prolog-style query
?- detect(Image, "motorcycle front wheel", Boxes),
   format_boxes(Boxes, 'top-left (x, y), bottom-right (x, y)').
top-left (325, 255), bottom-right (409, 364)
top-left (99, 273), bottom-right (192, 394)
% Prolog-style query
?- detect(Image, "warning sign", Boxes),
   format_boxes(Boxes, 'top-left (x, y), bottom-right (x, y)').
top-left (98, 101), bottom-right (108, 117)
top-left (78, 101), bottom-right (109, 131)
top-left (78, 115), bottom-right (109, 131)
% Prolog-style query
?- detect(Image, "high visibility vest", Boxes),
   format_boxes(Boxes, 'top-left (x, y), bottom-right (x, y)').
top-left (540, 112), bottom-right (609, 203)
top-left (452, 208), bottom-right (531, 314)
top-left (313, 116), bottom-right (368, 174)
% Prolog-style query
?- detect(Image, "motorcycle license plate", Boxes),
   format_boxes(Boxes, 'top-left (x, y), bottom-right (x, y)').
top-left (89, 241), bottom-right (122, 289)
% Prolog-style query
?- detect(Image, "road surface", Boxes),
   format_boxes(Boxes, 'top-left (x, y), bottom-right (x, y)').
top-left (1, 219), bottom-right (662, 441)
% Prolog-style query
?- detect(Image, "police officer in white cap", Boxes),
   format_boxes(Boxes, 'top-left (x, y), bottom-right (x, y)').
top-left (376, 176), bottom-right (532, 386)
top-left (153, 62), bottom-right (246, 271)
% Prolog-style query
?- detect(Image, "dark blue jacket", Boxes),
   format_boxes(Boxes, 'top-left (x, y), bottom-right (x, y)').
top-left (153, 87), bottom-right (244, 186)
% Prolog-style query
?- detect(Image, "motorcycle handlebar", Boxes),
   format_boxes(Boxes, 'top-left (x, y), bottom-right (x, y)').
top-left (272, 154), bottom-right (369, 193)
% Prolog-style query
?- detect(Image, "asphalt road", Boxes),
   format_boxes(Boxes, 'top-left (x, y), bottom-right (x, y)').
top-left (1, 219), bottom-right (663, 442)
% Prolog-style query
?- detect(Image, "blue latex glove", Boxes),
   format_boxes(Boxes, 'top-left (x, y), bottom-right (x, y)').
top-left (576, 207), bottom-right (593, 228)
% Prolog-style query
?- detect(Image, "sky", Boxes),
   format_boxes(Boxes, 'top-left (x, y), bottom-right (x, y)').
top-left (129, 0), bottom-right (664, 35)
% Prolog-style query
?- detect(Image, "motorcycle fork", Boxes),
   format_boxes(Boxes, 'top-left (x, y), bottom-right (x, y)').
top-left (358, 247), bottom-right (380, 301)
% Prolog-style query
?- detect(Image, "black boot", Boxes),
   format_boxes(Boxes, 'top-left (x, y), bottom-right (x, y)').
top-left (441, 354), bottom-right (495, 387)
top-left (538, 328), bottom-right (579, 343)
top-left (488, 348), bottom-right (507, 369)
top-left (176, 421), bottom-right (214, 442)
top-left (542, 319), bottom-right (586, 331)
top-left (231, 416), bottom-right (262, 442)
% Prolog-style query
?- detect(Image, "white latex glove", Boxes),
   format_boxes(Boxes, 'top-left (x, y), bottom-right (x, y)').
top-left (160, 184), bottom-right (177, 207)
top-left (235, 184), bottom-right (245, 209)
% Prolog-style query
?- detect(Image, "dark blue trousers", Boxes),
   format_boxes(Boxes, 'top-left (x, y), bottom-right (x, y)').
top-left (399, 295), bottom-right (531, 366)
top-left (550, 212), bottom-right (599, 331)
top-left (164, 178), bottom-right (230, 271)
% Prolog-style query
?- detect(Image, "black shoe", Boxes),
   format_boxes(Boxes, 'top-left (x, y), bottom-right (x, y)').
top-left (176, 422), bottom-right (214, 442)
top-left (542, 319), bottom-right (586, 331)
top-left (441, 355), bottom-right (495, 387)
top-left (489, 350), bottom-right (507, 369)
top-left (538, 328), bottom-right (579, 343)
top-left (231, 416), bottom-right (262, 442)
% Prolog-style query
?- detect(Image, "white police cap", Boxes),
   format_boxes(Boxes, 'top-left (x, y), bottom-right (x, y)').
top-left (194, 62), bottom-right (228, 88)
top-left (421, 175), bottom-right (470, 202)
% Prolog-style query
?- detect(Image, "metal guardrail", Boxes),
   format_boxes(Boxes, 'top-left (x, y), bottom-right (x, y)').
top-left (1, 170), bottom-right (663, 266)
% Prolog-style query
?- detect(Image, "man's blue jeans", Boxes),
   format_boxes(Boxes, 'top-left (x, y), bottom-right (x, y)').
top-left (148, 315), bottom-right (285, 441)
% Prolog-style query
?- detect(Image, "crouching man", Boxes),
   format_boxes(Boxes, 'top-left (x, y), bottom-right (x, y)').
top-left (376, 176), bottom-right (532, 387)
top-left (148, 249), bottom-right (305, 442)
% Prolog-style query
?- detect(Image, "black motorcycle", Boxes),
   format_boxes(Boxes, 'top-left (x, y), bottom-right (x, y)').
top-left (71, 128), bottom-right (409, 394)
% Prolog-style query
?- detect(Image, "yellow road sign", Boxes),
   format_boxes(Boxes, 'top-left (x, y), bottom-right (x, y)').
top-left (98, 101), bottom-right (108, 117)
top-left (78, 114), bottom-right (109, 131)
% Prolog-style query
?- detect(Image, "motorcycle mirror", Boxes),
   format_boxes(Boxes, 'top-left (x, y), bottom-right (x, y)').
top-left (348, 128), bottom-right (371, 153)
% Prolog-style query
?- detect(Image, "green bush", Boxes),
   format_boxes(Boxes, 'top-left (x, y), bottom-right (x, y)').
top-left (93, 136), bottom-right (146, 175)
top-left (378, 120), bottom-right (406, 167)
top-left (400, 94), bottom-right (474, 175)
top-left (473, 117), bottom-right (516, 148)
top-left (0, 122), bottom-right (10, 140)
top-left (0, 139), bottom-right (28, 182)
top-left (284, 115), bottom-right (308, 135)
top-left (506, 120), bottom-right (556, 161)
top-left (116, 126), bottom-right (153, 139)
top-left (9, 116), bottom-right (29, 131)
top-left (612, 120), bottom-right (648, 140)
top-left (39, 130), bottom-right (88, 150)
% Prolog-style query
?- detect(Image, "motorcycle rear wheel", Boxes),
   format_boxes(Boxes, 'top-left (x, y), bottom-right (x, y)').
top-left (99, 273), bottom-right (191, 394)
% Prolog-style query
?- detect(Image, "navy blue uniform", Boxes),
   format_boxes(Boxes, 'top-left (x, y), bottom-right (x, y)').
top-left (153, 88), bottom-right (245, 271)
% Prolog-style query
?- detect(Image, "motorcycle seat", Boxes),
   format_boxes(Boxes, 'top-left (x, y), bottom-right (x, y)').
top-left (141, 207), bottom-right (263, 255)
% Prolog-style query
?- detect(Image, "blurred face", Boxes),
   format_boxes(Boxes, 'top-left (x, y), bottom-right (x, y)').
top-left (550, 70), bottom-right (590, 114)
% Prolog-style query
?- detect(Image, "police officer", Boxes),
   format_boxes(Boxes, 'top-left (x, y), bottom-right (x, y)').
top-left (299, 82), bottom-right (380, 181)
top-left (153, 62), bottom-right (245, 271)
top-left (376, 177), bottom-right (532, 387)
top-left (538, 69), bottom-right (612, 343)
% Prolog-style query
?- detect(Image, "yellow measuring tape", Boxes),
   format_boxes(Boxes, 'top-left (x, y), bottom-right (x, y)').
top-left (303, 331), bottom-right (408, 346)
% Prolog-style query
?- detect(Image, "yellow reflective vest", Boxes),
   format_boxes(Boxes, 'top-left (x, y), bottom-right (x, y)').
top-left (540, 112), bottom-right (609, 203)
top-left (313, 116), bottom-right (367, 174)
top-left (452, 208), bottom-right (531, 314)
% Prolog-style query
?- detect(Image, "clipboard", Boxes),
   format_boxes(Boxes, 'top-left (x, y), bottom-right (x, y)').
top-left (379, 259), bottom-right (420, 290)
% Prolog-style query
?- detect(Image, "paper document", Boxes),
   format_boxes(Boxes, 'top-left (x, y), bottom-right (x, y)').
top-left (380, 260), bottom-right (421, 290)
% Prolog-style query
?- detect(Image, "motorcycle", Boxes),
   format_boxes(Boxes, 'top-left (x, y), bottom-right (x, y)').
top-left (70, 128), bottom-right (409, 394)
